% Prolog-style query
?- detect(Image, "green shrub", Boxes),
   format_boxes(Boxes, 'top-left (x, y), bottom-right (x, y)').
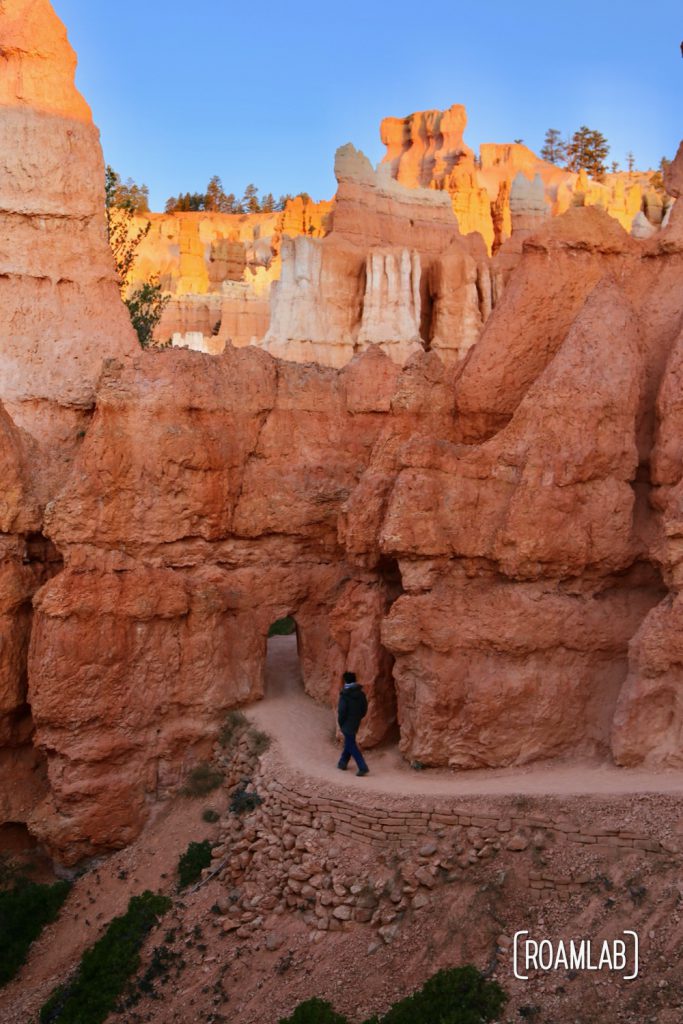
top-left (368, 966), bottom-right (506, 1024)
top-left (177, 841), bottom-right (213, 890)
top-left (248, 726), bottom-right (271, 755)
top-left (269, 616), bottom-right (296, 637)
top-left (181, 762), bottom-right (223, 797)
top-left (229, 782), bottom-right (263, 816)
top-left (218, 710), bottom-right (247, 748)
top-left (279, 998), bottom-right (349, 1024)
top-left (282, 968), bottom-right (506, 1024)
top-left (120, 942), bottom-right (185, 1008)
top-left (39, 890), bottom-right (171, 1023)
top-left (0, 878), bottom-right (71, 987)
top-left (124, 276), bottom-right (169, 349)
top-left (202, 808), bottom-right (220, 824)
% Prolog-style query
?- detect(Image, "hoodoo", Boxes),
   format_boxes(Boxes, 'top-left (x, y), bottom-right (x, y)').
top-left (0, 0), bottom-right (136, 503)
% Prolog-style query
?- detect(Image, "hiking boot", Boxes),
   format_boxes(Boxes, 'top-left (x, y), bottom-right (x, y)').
top-left (337, 763), bottom-right (348, 771)
top-left (356, 768), bottom-right (369, 777)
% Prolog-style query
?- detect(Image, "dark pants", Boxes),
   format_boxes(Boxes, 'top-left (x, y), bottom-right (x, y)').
top-left (338, 731), bottom-right (368, 772)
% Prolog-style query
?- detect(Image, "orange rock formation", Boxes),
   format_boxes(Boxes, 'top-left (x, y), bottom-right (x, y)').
top-left (125, 201), bottom-right (332, 349)
top-left (380, 104), bottom-right (669, 255)
top-left (0, 0), bottom-right (137, 502)
top-left (0, 0), bottom-right (134, 845)
top-left (263, 144), bottom-right (491, 368)
top-left (136, 104), bottom-right (670, 362)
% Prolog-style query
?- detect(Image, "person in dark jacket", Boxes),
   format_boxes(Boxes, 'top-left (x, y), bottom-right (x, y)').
top-left (337, 671), bottom-right (369, 776)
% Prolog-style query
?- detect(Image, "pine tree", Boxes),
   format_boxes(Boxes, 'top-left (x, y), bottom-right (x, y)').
top-left (626, 151), bottom-right (635, 174)
top-left (104, 167), bottom-right (167, 349)
top-left (540, 128), bottom-right (566, 165)
top-left (261, 193), bottom-right (276, 213)
top-left (650, 157), bottom-right (671, 194)
top-left (242, 184), bottom-right (260, 213)
top-left (205, 175), bottom-right (235, 213)
top-left (105, 165), bottom-right (150, 287)
top-left (566, 126), bottom-right (610, 180)
top-left (105, 166), bottom-right (150, 213)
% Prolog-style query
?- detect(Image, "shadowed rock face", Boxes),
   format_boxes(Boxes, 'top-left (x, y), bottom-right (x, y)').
top-left (1, 1), bottom-right (683, 863)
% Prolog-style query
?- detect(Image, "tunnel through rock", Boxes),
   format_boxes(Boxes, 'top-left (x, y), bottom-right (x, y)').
top-left (263, 616), bottom-right (303, 701)
top-left (0, 821), bottom-right (38, 857)
top-left (373, 557), bottom-right (405, 747)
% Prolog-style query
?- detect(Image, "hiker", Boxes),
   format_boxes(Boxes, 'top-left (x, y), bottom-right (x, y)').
top-left (337, 671), bottom-right (369, 777)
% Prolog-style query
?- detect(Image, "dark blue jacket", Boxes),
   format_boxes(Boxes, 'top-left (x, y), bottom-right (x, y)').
top-left (337, 683), bottom-right (368, 736)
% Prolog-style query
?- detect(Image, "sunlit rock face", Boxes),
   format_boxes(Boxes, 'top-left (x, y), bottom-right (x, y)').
top-left (0, 0), bottom-right (137, 502)
top-left (378, 103), bottom-right (671, 256)
top-left (123, 200), bottom-right (333, 354)
top-left (263, 144), bottom-right (491, 369)
top-left (127, 104), bottom-right (671, 365)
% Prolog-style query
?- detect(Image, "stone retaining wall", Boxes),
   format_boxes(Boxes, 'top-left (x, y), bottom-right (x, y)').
top-left (212, 731), bottom-right (682, 933)
top-left (272, 779), bottom-right (678, 853)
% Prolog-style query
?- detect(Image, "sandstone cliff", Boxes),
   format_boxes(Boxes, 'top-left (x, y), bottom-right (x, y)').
top-left (380, 104), bottom-right (670, 256)
top-left (0, 0), bottom-right (137, 502)
top-left (125, 200), bottom-right (332, 349)
top-left (139, 104), bottom-right (670, 363)
top-left (0, 0), bottom-right (141, 853)
top-left (263, 145), bottom-right (491, 368)
top-left (24, 164), bottom-right (683, 861)
top-left (20, 160), bottom-right (681, 861)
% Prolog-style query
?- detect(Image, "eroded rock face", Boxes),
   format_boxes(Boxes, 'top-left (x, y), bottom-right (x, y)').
top-left (124, 199), bottom-right (333, 353)
top-left (380, 104), bottom-right (474, 188)
top-left (28, 346), bottom-right (450, 861)
top-left (377, 279), bottom-right (665, 765)
top-left (454, 208), bottom-right (642, 442)
top-left (379, 104), bottom-right (670, 256)
top-left (612, 233), bottom-right (683, 767)
top-left (0, 0), bottom-right (134, 842)
top-left (0, 0), bottom-right (137, 502)
top-left (128, 201), bottom-right (333, 300)
top-left (264, 145), bottom-right (491, 368)
top-left (27, 187), bottom-right (683, 858)
top-left (18, 135), bottom-right (683, 859)
top-left (0, 402), bottom-right (49, 827)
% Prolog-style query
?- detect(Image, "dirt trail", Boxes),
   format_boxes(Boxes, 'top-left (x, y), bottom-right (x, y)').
top-left (248, 635), bottom-right (683, 798)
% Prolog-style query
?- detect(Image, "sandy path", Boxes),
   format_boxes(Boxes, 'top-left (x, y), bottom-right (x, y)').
top-left (248, 635), bottom-right (683, 798)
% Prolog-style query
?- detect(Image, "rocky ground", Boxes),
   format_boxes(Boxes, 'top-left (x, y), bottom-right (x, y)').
top-left (2, 650), bottom-right (682, 1024)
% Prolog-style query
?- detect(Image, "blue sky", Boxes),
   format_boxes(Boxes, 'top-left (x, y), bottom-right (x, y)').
top-left (53, 0), bottom-right (681, 212)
